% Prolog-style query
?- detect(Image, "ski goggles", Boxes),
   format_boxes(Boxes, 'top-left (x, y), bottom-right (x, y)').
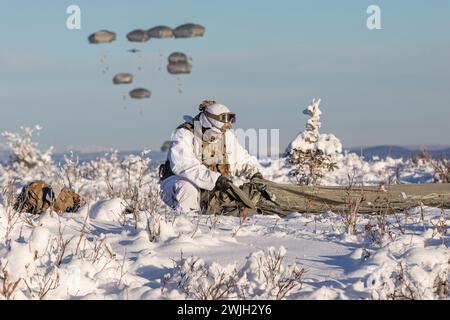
top-left (204, 110), bottom-right (236, 124)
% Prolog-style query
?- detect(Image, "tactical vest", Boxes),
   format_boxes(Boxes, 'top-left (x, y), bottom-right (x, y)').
top-left (159, 116), bottom-right (231, 183)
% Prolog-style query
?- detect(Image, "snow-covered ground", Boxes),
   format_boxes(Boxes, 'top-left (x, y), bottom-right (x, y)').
top-left (0, 147), bottom-right (448, 300)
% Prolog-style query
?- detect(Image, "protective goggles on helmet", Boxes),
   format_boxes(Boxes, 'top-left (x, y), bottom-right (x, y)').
top-left (204, 110), bottom-right (236, 124)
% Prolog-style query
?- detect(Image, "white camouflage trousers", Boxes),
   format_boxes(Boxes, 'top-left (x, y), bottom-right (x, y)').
top-left (160, 175), bottom-right (201, 213)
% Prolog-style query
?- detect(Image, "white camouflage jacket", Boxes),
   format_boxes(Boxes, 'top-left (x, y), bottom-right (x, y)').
top-left (167, 125), bottom-right (261, 191)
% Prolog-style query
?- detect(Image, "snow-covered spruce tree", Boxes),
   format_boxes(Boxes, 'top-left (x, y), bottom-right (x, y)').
top-left (1, 125), bottom-right (53, 168)
top-left (285, 98), bottom-right (342, 185)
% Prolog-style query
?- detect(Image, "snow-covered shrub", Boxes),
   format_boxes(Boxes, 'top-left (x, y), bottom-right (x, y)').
top-left (79, 150), bottom-right (120, 183)
top-left (369, 258), bottom-right (449, 300)
top-left (352, 230), bottom-right (450, 300)
top-left (0, 180), bottom-right (21, 241)
top-left (286, 99), bottom-right (341, 185)
top-left (167, 255), bottom-right (240, 300)
top-left (60, 152), bottom-right (83, 193)
top-left (242, 246), bottom-right (306, 299)
top-left (410, 149), bottom-right (450, 183)
top-left (117, 150), bottom-right (162, 233)
top-left (0, 213), bottom-right (133, 300)
top-left (0, 267), bottom-right (21, 299)
top-left (164, 247), bottom-right (305, 300)
top-left (119, 150), bottom-right (152, 208)
top-left (1, 125), bottom-right (53, 169)
top-left (341, 180), bottom-right (364, 236)
top-left (82, 149), bottom-right (158, 210)
top-left (60, 149), bottom-right (163, 236)
top-left (0, 125), bottom-right (164, 242)
top-left (432, 157), bottom-right (450, 183)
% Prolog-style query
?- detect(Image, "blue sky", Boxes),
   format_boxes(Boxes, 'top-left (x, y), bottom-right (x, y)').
top-left (0, 0), bottom-right (449, 152)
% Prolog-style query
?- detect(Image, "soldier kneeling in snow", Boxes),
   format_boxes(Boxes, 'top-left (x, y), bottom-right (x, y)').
top-left (159, 100), bottom-right (262, 214)
top-left (14, 181), bottom-right (81, 215)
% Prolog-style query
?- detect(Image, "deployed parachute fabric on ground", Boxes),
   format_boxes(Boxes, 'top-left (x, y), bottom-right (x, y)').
top-left (127, 29), bottom-right (150, 42)
top-left (147, 26), bottom-right (173, 38)
top-left (167, 52), bottom-right (192, 74)
top-left (205, 178), bottom-right (450, 217)
top-left (113, 73), bottom-right (133, 84)
top-left (129, 88), bottom-right (151, 99)
top-left (173, 23), bottom-right (205, 38)
top-left (88, 30), bottom-right (117, 44)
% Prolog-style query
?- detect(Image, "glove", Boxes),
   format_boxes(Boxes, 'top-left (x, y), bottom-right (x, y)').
top-left (215, 175), bottom-right (232, 192)
top-left (251, 172), bottom-right (263, 180)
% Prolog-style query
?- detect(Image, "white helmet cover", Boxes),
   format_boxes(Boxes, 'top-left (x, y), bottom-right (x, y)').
top-left (199, 103), bottom-right (232, 133)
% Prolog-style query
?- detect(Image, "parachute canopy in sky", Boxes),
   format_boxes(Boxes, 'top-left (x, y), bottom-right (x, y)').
top-left (113, 73), bottom-right (133, 85)
top-left (168, 52), bottom-right (188, 64)
top-left (88, 30), bottom-right (117, 44)
top-left (167, 52), bottom-right (192, 74)
top-left (147, 26), bottom-right (173, 39)
top-left (126, 29), bottom-right (150, 42)
top-left (88, 22), bottom-right (205, 99)
top-left (173, 23), bottom-right (205, 38)
top-left (167, 62), bottom-right (192, 75)
top-left (129, 88), bottom-right (152, 99)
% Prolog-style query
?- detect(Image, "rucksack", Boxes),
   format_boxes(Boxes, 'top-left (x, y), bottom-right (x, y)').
top-left (14, 181), bottom-right (81, 215)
